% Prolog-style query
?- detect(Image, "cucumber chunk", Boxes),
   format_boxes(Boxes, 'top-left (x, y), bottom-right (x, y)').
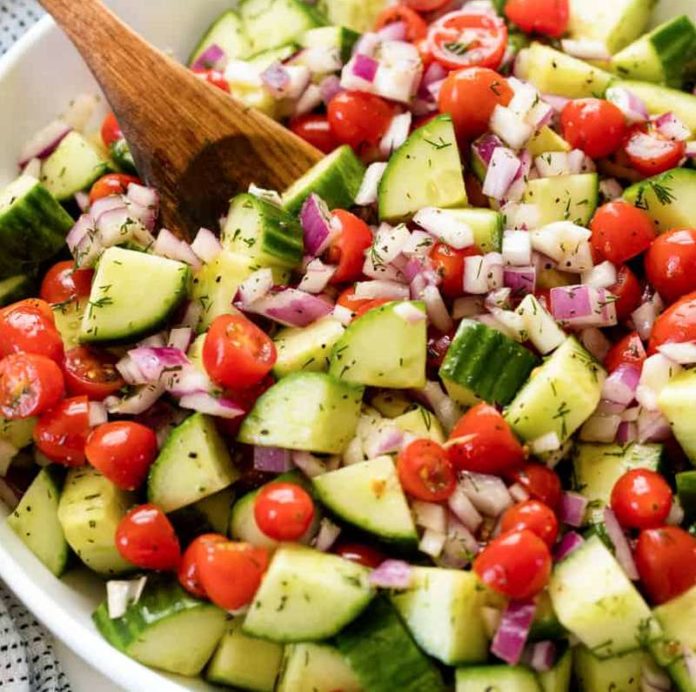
top-left (379, 114), bottom-right (467, 221)
top-left (455, 665), bottom-right (540, 692)
top-left (549, 535), bottom-right (661, 658)
top-left (393, 406), bottom-right (445, 443)
top-left (109, 138), bottom-right (137, 175)
top-left (188, 10), bottom-right (251, 66)
top-left (238, 372), bottom-right (363, 454)
top-left (0, 416), bottom-right (36, 452)
top-left (676, 470), bottom-right (696, 521)
top-left (440, 319), bottom-right (539, 407)
top-left (573, 646), bottom-right (653, 692)
top-left (243, 544), bottom-right (374, 642)
top-left (538, 648), bottom-right (572, 692)
top-left (53, 298), bottom-right (87, 350)
top-left (80, 247), bottom-right (190, 343)
top-left (329, 300), bottom-right (427, 389)
top-left (277, 643), bottom-right (361, 692)
top-left (336, 597), bottom-right (446, 692)
top-left (523, 174), bottom-right (599, 227)
top-left (94, 579), bottom-right (226, 677)
top-left (527, 127), bottom-right (572, 157)
top-left (315, 0), bottom-right (388, 33)
top-left (148, 413), bottom-right (240, 513)
top-left (0, 274), bottom-right (33, 306)
top-left (658, 364), bottom-right (696, 464)
top-left (425, 208), bottom-right (503, 253)
top-left (273, 317), bottom-right (345, 377)
top-left (614, 80), bottom-right (696, 131)
top-left (300, 25), bottom-right (359, 63)
top-left (7, 467), bottom-right (68, 576)
top-left (313, 455), bottom-right (418, 545)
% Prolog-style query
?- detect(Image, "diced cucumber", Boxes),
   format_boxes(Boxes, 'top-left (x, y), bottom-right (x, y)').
top-left (315, 0), bottom-right (388, 33)
top-left (169, 488), bottom-right (235, 545)
top-left (0, 175), bottom-right (74, 278)
top-left (523, 174), bottom-right (599, 227)
top-left (657, 365), bottom-right (696, 463)
top-left (277, 643), bottom-right (361, 692)
top-left (336, 597), bottom-right (446, 692)
top-left (80, 247), bottom-right (190, 343)
top-left (206, 618), bottom-right (283, 691)
top-left (94, 579), bottom-right (226, 677)
top-left (370, 390), bottom-right (416, 418)
top-left (273, 317), bottom-right (345, 377)
top-left (530, 591), bottom-right (566, 641)
top-left (282, 145), bottom-right (366, 215)
top-left (573, 443), bottom-right (663, 524)
top-left (393, 406), bottom-right (445, 444)
top-left (549, 535), bottom-right (661, 658)
top-left (378, 115), bottom-right (467, 221)
top-left (148, 413), bottom-right (239, 513)
top-left (614, 80), bottom-right (696, 131)
top-left (573, 646), bottom-right (653, 692)
top-left (40, 132), bottom-right (111, 201)
top-left (515, 44), bottom-right (613, 99)
top-left (391, 568), bottom-right (488, 665)
top-left (7, 467), bottom-right (68, 577)
top-left (440, 319), bottom-right (539, 407)
top-left (109, 138), bottom-right (137, 175)
top-left (188, 10), bottom-right (251, 66)
top-left (222, 194), bottom-right (304, 270)
top-left (538, 648), bottom-right (572, 692)
top-left (505, 337), bottom-right (606, 446)
top-left (301, 25), bottom-right (359, 62)
top-left (432, 208), bottom-right (503, 253)
top-left (57, 467), bottom-right (134, 576)
top-left (313, 455), bottom-right (418, 545)
top-left (455, 665), bottom-right (541, 692)
top-left (247, 45), bottom-right (301, 69)
top-left (0, 417), bottom-right (36, 452)
top-left (0, 274), bottom-right (33, 306)
top-left (329, 300), bottom-right (427, 389)
top-left (677, 470), bottom-right (696, 521)
top-left (243, 544), bottom-right (373, 641)
top-left (239, 372), bottom-right (363, 454)
top-left (53, 298), bottom-right (86, 350)
top-left (527, 127), bottom-right (572, 157)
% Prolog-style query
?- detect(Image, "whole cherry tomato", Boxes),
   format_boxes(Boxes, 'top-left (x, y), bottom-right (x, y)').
top-left (624, 126), bottom-right (686, 177)
top-left (649, 291), bottom-right (696, 355)
top-left (500, 500), bottom-right (559, 547)
top-left (504, 0), bottom-right (569, 38)
top-left (100, 112), bottom-right (123, 148)
top-left (610, 468), bottom-right (673, 530)
top-left (397, 439), bottom-right (457, 502)
top-left (375, 6), bottom-right (428, 42)
top-left (40, 261), bottom-right (93, 304)
top-left (334, 541), bottom-right (386, 569)
top-left (115, 504), bottom-right (181, 571)
top-left (645, 228), bottom-right (696, 305)
top-left (508, 462), bottom-right (562, 510)
top-left (89, 173), bottom-right (142, 204)
top-left (609, 265), bottom-right (642, 322)
top-left (327, 91), bottom-right (394, 149)
top-left (191, 68), bottom-right (230, 92)
top-left (33, 396), bottom-right (90, 466)
top-left (590, 201), bottom-right (655, 265)
top-left (177, 533), bottom-right (227, 598)
top-left (402, 0), bottom-right (450, 11)
top-left (327, 210), bottom-right (373, 284)
top-left (560, 99), bottom-right (627, 159)
top-left (62, 346), bottom-right (125, 400)
top-left (430, 242), bottom-right (479, 298)
top-left (604, 332), bottom-right (646, 374)
top-left (0, 353), bottom-right (64, 420)
top-left (254, 482), bottom-right (315, 541)
top-left (289, 114), bottom-right (339, 155)
top-left (0, 299), bottom-right (63, 362)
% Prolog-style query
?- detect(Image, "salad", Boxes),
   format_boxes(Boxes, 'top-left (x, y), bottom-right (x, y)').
top-left (1, 0), bottom-right (696, 689)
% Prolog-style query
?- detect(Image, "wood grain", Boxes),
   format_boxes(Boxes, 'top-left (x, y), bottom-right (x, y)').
top-left (39, 0), bottom-right (323, 238)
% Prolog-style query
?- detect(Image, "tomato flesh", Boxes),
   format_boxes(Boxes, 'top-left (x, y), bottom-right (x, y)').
top-left (397, 439), bottom-right (457, 502)
top-left (508, 462), bottom-right (562, 510)
top-left (62, 346), bottom-right (125, 400)
top-left (33, 395), bottom-right (90, 466)
top-left (500, 500), bottom-right (559, 547)
top-left (334, 541), bottom-right (386, 569)
top-left (191, 68), bottom-right (230, 92)
top-left (116, 504), bottom-right (181, 571)
top-left (590, 201), bottom-right (655, 265)
top-left (289, 114), bottom-right (339, 155)
top-left (101, 112), bottom-right (123, 148)
top-left (254, 482), bottom-right (315, 541)
top-left (604, 332), bottom-right (646, 373)
top-left (504, 0), bottom-right (569, 38)
top-left (609, 265), bottom-right (642, 323)
top-left (560, 99), bottom-right (627, 159)
top-left (624, 126), bottom-right (686, 177)
top-left (430, 242), bottom-right (479, 298)
top-left (375, 6), bottom-right (428, 42)
top-left (327, 210), bottom-right (373, 284)
top-left (648, 291), bottom-right (696, 354)
top-left (40, 261), bottom-right (93, 304)
top-left (0, 353), bottom-right (64, 420)
top-left (177, 533), bottom-right (227, 598)
top-left (645, 228), bottom-right (696, 305)
top-left (327, 91), bottom-right (394, 150)
top-left (0, 299), bottom-right (63, 362)
top-left (610, 468), bottom-right (673, 530)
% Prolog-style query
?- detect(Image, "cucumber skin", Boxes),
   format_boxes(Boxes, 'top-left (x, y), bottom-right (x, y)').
top-left (0, 274), bottom-right (34, 306)
top-left (110, 139), bottom-right (138, 175)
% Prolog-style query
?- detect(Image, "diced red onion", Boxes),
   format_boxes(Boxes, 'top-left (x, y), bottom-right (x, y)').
top-left (355, 162), bottom-right (387, 206)
top-left (459, 472), bottom-right (513, 517)
top-left (667, 500), bottom-right (685, 527)
top-left (541, 93), bottom-right (570, 113)
top-left (616, 420), bottom-right (638, 444)
top-left (18, 119), bottom-right (72, 166)
top-left (580, 413), bottom-right (622, 443)
top-left (179, 301), bottom-right (203, 330)
top-left (364, 425), bottom-right (405, 458)
top-left (550, 285), bottom-right (617, 328)
top-left (525, 100), bottom-right (554, 129)
top-left (503, 267), bottom-right (536, 297)
top-left (380, 112), bottom-right (412, 156)
top-left (561, 39), bottom-right (611, 61)
top-left (352, 53), bottom-right (379, 82)
top-left (253, 446), bottom-right (293, 473)
top-left (641, 662), bottom-right (674, 692)
top-left (472, 133), bottom-right (505, 169)
top-left (423, 285), bottom-right (453, 333)
top-left (605, 87), bottom-right (649, 124)
top-left (579, 328), bottom-right (610, 363)
top-left (293, 46), bottom-right (343, 75)
top-left (291, 450), bottom-right (338, 478)
top-left (260, 62), bottom-right (291, 96)
top-left (414, 381), bottom-right (461, 432)
top-left (298, 259), bottom-right (336, 295)
top-left (190, 227), bottom-right (222, 264)
top-left (236, 268), bottom-right (274, 307)
top-left (602, 364), bottom-right (640, 406)
top-left (90, 195), bottom-right (126, 222)
top-left (559, 492), bottom-right (587, 528)
top-left (126, 183), bottom-right (159, 215)
top-left (490, 105), bottom-right (533, 150)
top-left (105, 382), bottom-right (166, 416)
top-left (66, 213), bottom-right (95, 254)
top-left (391, 302), bottom-right (425, 326)
top-left (165, 364), bottom-right (213, 397)
top-left (502, 230), bottom-right (532, 266)
top-left (179, 392), bottom-right (245, 419)
top-left (313, 517), bottom-right (342, 552)
top-left (168, 327), bottom-right (193, 352)
top-left (483, 147), bottom-right (522, 200)
top-left (352, 32), bottom-right (380, 58)
top-left (319, 74), bottom-right (343, 106)
top-left (419, 61), bottom-right (447, 93)
top-left (448, 485), bottom-right (483, 532)
top-left (355, 280), bottom-right (409, 301)
top-left (294, 83), bottom-right (323, 117)
top-left (243, 288), bottom-right (333, 328)
top-left (300, 194), bottom-right (336, 257)
top-left (191, 43), bottom-right (226, 71)
top-left (486, 288), bottom-right (512, 311)
top-left (599, 178), bottom-right (624, 200)
top-left (154, 229), bottom-right (202, 269)
top-left (128, 347), bottom-right (189, 383)
top-left (107, 576), bottom-right (148, 619)
top-left (554, 531), bottom-right (584, 561)
top-left (370, 560), bottom-right (413, 589)
top-left (654, 112), bottom-right (692, 142)
top-left (437, 515), bottom-right (479, 569)
top-left (637, 408), bottom-right (671, 443)
top-left (491, 599), bottom-right (537, 666)
top-left (631, 299), bottom-right (662, 341)
top-left (376, 20), bottom-right (407, 42)
top-left (527, 640), bottom-right (556, 673)
top-left (603, 508), bottom-right (639, 580)
top-left (657, 341), bottom-right (696, 365)
top-left (333, 304), bottom-right (354, 326)
top-left (621, 406), bottom-right (640, 422)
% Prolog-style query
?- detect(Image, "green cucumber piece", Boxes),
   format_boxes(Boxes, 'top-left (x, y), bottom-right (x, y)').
top-left (393, 406), bottom-right (445, 444)
top-left (109, 138), bottom-right (138, 175)
top-left (315, 0), bottom-right (388, 33)
top-left (440, 319), bottom-right (539, 407)
top-left (538, 648), bottom-right (572, 692)
top-left (247, 44), bottom-right (301, 69)
top-left (428, 208), bottom-right (503, 253)
top-left (614, 80), bottom-right (696, 131)
top-left (300, 25), bottom-right (359, 63)
top-left (378, 114), bottom-right (467, 221)
top-left (80, 247), bottom-right (190, 343)
top-left (523, 173), bottom-right (599, 227)
top-left (243, 544), bottom-right (374, 641)
top-left (188, 10), bottom-right (251, 66)
top-left (277, 643), bottom-right (361, 692)
top-left (94, 579), bottom-right (226, 677)
top-left (573, 646), bottom-right (653, 692)
top-left (238, 372), bottom-right (363, 454)
top-left (527, 126), bottom-right (572, 157)
top-left (455, 665), bottom-right (541, 692)
top-left (0, 416), bottom-right (36, 451)
top-left (168, 488), bottom-right (235, 545)
top-left (0, 274), bottom-right (33, 306)
top-left (273, 317), bottom-right (345, 377)
top-left (282, 145), bottom-right (366, 214)
top-left (530, 591), bottom-right (566, 641)
top-left (657, 367), bottom-right (696, 462)
top-left (7, 467), bottom-right (68, 576)
top-left (677, 470), bottom-right (696, 521)
top-left (53, 298), bottom-right (86, 350)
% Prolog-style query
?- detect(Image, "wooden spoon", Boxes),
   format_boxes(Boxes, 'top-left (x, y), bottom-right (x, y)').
top-left (39, 0), bottom-right (323, 238)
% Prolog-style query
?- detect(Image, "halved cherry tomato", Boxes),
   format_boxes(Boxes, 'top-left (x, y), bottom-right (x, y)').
top-left (191, 68), bottom-right (230, 92)
top-left (254, 482), bottom-right (315, 541)
top-left (500, 500), bottom-right (559, 547)
top-left (178, 533), bottom-right (227, 598)
top-left (100, 112), bottom-right (123, 148)
top-left (508, 462), bottom-right (562, 510)
top-left (89, 173), bottom-right (142, 204)
top-left (609, 265), bottom-right (642, 323)
top-left (645, 228), bottom-right (696, 305)
top-left (337, 286), bottom-right (371, 315)
top-left (448, 403), bottom-right (525, 476)
top-left (375, 6), bottom-right (428, 42)
top-left (334, 541), bottom-right (386, 569)
top-left (40, 261), bottom-right (94, 304)
top-left (289, 114), bottom-right (339, 155)
top-left (474, 529), bottom-right (552, 599)
top-left (604, 332), bottom-right (646, 373)
top-left (438, 67), bottom-right (513, 142)
top-left (33, 396), bottom-right (90, 466)
top-left (397, 439), bottom-right (457, 502)
top-left (430, 242), bottom-right (479, 298)
top-left (85, 421), bottom-right (158, 490)
top-left (590, 201), bottom-right (655, 265)
top-left (62, 346), bottom-right (125, 400)
top-left (0, 353), bottom-right (64, 420)
top-left (327, 210), bottom-right (373, 284)
top-left (504, 0), bottom-right (569, 38)
top-left (115, 504), bottom-right (181, 571)
top-left (649, 291), bottom-right (696, 355)
top-left (402, 0), bottom-right (450, 11)
top-left (197, 541), bottom-right (270, 610)
top-left (624, 125), bottom-right (686, 177)
top-left (560, 99), bottom-right (627, 159)
top-left (611, 468), bottom-right (673, 530)
top-left (327, 91), bottom-right (394, 150)
top-left (0, 299), bottom-right (63, 362)
top-left (635, 526), bottom-right (696, 605)
top-left (203, 314), bottom-right (277, 390)
top-left (429, 11), bottom-right (508, 72)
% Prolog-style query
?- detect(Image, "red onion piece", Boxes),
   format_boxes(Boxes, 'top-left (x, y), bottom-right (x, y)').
top-left (165, 364), bottom-right (214, 397)
top-left (253, 446), bottom-right (293, 473)
top-left (243, 288), bottom-right (333, 328)
top-left (657, 340), bottom-right (696, 365)
top-left (483, 147), bottom-right (522, 200)
top-left (105, 382), bottom-right (166, 416)
top-left (291, 450), bottom-right (335, 478)
top-left (551, 285), bottom-right (617, 328)
top-left (527, 640), bottom-right (556, 673)
top-left (448, 485), bottom-right (483, 532)
top-left (636, 408), bottom-right (671, 443)
top-left (541, 93), bottom-right (570, 113)
top-left (167, 327), bottom-right (193, 352)
top-left (616, 421), bottom-right (638, 444)
top-left (352, 32), bottom-right (380, 59)
top-left (260, 62), bottom-right (290, 96)
top-left (319, 74), bottom-right (343, 105)
top-left (364, 425), bottom-right (405, 458)
top-left (376, 20), bottom-right (407, 42)
top-left (423, 284), bottom-right (454, 333)
top-left (18, 119), bottom-right (72, 166)
top-left (128, 347), bottom-right (189, 382)
top-left (554, 531), bottom-right (584, 561)
top-left (459, 472), bottom-right (513, 517)
top-left (605, 86), bottom-right (649, 123)
top-left (313, 517), bottom-right (342, 552)
top-left (472, 132), bottom-right (505, 168)
top-left (179, 392), bottom-right (245, 419)
top-left (300, 194), bottom-right (335, 257)
top-left (154, 229), bottom-right (202, 269)
top-left (66, 214), bottom-right (95, 254)
top-left (191, 43), bottom-right (226, 71)
top-left (437, 515), bottom-right (479, 569)
top-left (370, 560), bottom-right (413, 589)
top-left (414, 381), bottom-right (461, 432)
top-left (654, 112), bottom-right (692, 142)
top-left (236, 268), bottom-right (274, 307)
top-left (602, 364), bottom-right (640, 406)
top-left (299, 259), bottom-right (337, 295)
top-left (352, 53), bottom-right (379, 82)
top-left (504, 266), bottom-right (536, 296)
top-left (394, 301), bottom-right (427, 324)
top-left (355, 280), bottom-right (409, 301)
top-left (559, 492), bottom-right (587, 528)
top-left (190, 228), bottom-right (222, 264)
top-left (491, 599), bottom-right (537, 666)
top-left (603, 507), bottom-right (639, 580)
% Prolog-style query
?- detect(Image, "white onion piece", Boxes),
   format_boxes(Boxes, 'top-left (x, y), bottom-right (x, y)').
top-left (179, 392), bottom-right (245, 419)
top-left (603, 507), bottom-right (639, 580)
top-left (402, 231), bottom-right (434, 258)
top-left (106, 577), bottom-right (147, 620)
top-left (105, 382), bottom-right (165, 416)
top-left (602, 364), bottom-right (640, 406)
top-left (419, 529), bottom-right (446, 558)
top-left (292, 450), bottom-right (338, 478)
top-left (459, 472), bottom-right (513, 517)
top-left (464, 254), bottom-right (504, 295)
top-left (313, 518), bottom-right (342, 552)
top-left (414, 208), bottom-right (475, 250)
top-left (502, 230), bottom-right (532, 266)
top-left (355, 280), bottom-right (409, 301)
top-left (658, 341), bottom-right (696, 365)
top-left (447, 485), bottom-right (483, 533)
top-left (88, 402), bottom-right (108, 427)
top-left (355, 162), bottom-right (387, 206)
top-left (490, 105), bottom-right (534, 149)
top-left (412, 501), bottom-right (447, 534)
top-left (190, 227), bottom-right (222, 264)
top-left (631, 298), bottom-right (662, 341)
top-left (62, 94), bottom-right (99, 132)
top-left (637, 408), bottom-right (671, 444)
top-left (333, 304), bottom-right (354, 326)
top-left (379, 112), bottom-right (412, 156)
top-left (507, 77), bottom-right (540, 118)
top-left (483, 147), bottom-right (522, 200)
top-left (561, 39), bottom-right (611, 61)
top-left (437, 515), bottom-right (479, 569)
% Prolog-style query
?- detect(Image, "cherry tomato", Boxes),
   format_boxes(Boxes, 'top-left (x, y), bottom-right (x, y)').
top-left (191, 68), bottom-right (230, 92)
top-left (327, 210), bottom-right (373, 284)
top-left (645, 228), bottom-right (696, 305)
top-left (85, 421), bottom-right (158, 491)
top-left (500, 500), bottom-right (559, 547)
top-left (474, 529), bottom-right (552, 599)
top-left (430, 242), bottom-right (479, 298)
top-left (402, 0), bottom-right (450, 11)
top-left (611, 468), bottom-right (673, 530)
top-left (397, 439), bottom-right (456, 502)
top-left (334, 542), bottom-right (386, 569)
top-left (254, 482), bottom-right (315, 541)
top-left (448, 403), bottom-right (525, 476)
top-left (609, 265), bottom-right (642, 322)
top-left (197, 541), bottom-right (270, 611)
top-left (33, 396), bottom-right (90, 466)
top-left (649, 291), bottom-right (696, 355)
top-left (427, 329), bottom-right (454, 370)
top-left (504, 0), bottom-right (569, 38)
top-left (438, 67), bottom-right (513, 142)
top-left (62, 346), bottom-right (125, 400)
top-left (100, 112), bottom-right (123, 148)
top-left (429, 11), bottom-right (508, 72)
top-left (0, 300), bottom-right (63, 362)
top-left (0, 353), bottom-right (64, 420)
top-left (337, 286), bottom-right (370, 316)
top-left (289, 114), bottom-right (339, 155)
top-left (590, 201), bottom-right (655, 265)
top-left (375, 6), bottom-right (428, 42)
top-left (115, 504), bottom-right (181, 571)
top-left (89, 173), bottom-right (142, 204)
top-left (177, 533), bottom-right (227, 598)
top-left (604, 332), bottom-right (646, 373)
top-left (327, 91), bottom-right (394, 150)
top-left (215, 374), bottom-right (276, 438)
top-left (203, 314), bottom-right (277, 390)
top-left (624, 126), bottom-right (686, 177)
top-left (635, 526), bottom-right (696, 605)
top-left (40, 261), bottom-right (94, 304)
top-left (560, 99), bottom-right (627, 159)
top-left (508, 462), bottom-right (562, 510)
